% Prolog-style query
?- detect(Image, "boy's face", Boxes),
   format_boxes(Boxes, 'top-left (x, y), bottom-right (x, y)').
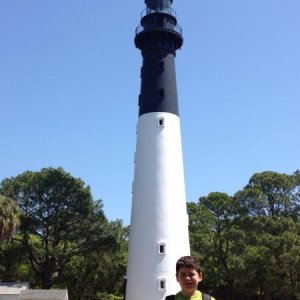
top-left (176, 267), bottom-right (202, 296)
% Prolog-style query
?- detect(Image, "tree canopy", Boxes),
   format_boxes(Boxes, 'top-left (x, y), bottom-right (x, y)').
top-left (189, 171), bottom-right (300, 300)
top-left (0, 167), bottom-right (127, 298)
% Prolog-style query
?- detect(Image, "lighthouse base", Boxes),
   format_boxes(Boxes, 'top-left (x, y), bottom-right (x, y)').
top-left (126, 112), bottom-right (190, 300)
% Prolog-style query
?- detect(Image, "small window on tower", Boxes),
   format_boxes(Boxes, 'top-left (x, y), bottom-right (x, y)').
top-left (157, 61), bottom-right (164, 71)
top-left (157, 89), bottom-right (164, 99)
top-left (158, 242), bottom-right (166, 254)
top-left (159, 278), bottom-right (167, 291)
top-left (157, 117), bottom-right (165, 127)
top-left (131, 182), bottom-right (134, 194)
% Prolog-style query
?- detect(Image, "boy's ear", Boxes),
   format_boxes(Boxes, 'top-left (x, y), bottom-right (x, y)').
top-left (198, 272), bottom-right (203, 281)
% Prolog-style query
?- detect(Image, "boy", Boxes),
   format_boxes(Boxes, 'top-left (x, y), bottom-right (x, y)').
top-left (166, 256), bottom-right (215, 300)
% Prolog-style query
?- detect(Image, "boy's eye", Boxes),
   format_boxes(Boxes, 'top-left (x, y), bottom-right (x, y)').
top-left (179, 272), bottom-right (197, 278)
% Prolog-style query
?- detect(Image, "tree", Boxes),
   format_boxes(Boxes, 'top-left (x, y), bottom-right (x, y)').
top-left (0, 167), bottom-right (115, 289)
top-left (240, 216), bottom-right (300, 299)
top-left (0, 195), bottom-right (20, 242)
top-left (188, 171), bottom-right (300, 299)
top-left (58, 220), bottom-right (128, 300)
top-left (234, 171), bottom-right (300, 299)
top-left (234, 171), bottom-right (299, 218)
top-left (189, 193), bottom-right (246, 299)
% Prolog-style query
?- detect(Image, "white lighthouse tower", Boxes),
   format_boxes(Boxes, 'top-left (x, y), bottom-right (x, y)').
top-left (126, 1), bottom-right (190, 300)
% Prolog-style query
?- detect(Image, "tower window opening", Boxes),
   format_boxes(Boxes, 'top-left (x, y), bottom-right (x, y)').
top-left (159, 244), bottom-right (164, 253)
top-left (159, 278), bottom-right (167, 290)
top-left (131, 182), bottom-right (134, 194)
top-left (158, 242), bottom-right (166, 254)
top-left (157, 61), bottom-right (164, 71)
top-left (158, 39), bottom-right (166, 48)
top-left (157, 117), bottom-right (165, 127)
top-left (157, 89), bottom-right (164, 99)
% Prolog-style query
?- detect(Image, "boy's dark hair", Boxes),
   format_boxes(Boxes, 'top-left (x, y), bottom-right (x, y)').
top-left (176, 256), bottom-right (201, 274)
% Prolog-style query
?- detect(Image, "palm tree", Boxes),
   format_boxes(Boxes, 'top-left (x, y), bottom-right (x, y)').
top-left (0, 195), bottom-right (20, 242)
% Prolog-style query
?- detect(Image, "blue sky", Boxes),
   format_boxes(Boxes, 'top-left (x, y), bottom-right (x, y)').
top-left (1, 0), bottom-right (299, 225)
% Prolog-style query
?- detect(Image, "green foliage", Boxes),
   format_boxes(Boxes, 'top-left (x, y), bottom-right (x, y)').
top-left (96, 293), bottom-right (123, 300)
top-left (0, 235), bottom-right (33, 283)
top-left (0, 195), bottom-right (20, 242)
top-left (235, 171), bottom-right (299, 217)
top-left (57, 220), bottom-right (128, 300)
top-left (0, 167), bottom-right (127, 298)
top-left (241, 216), bottom-right (300, 299)
top-left (1, 168), bottom-right (299, 299)
top-left (189, 170), bottom-right (300, 300)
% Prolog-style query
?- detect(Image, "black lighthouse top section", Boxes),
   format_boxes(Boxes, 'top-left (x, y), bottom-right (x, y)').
top-left (135, 0), bottom-right (183, 117)
top-left (135, 0), bottom-right (183, 52)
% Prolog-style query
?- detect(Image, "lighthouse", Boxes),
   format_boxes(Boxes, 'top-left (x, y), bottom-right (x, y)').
top-left (126, 1), bottom-right (190, 299)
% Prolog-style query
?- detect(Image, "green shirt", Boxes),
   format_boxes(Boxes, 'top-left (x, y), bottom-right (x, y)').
top-left (175, 291), bottom-right (216, 300)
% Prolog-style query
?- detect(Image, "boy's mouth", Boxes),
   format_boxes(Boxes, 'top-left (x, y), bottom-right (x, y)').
top-left (183, 282), bottom-right (193, 287)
